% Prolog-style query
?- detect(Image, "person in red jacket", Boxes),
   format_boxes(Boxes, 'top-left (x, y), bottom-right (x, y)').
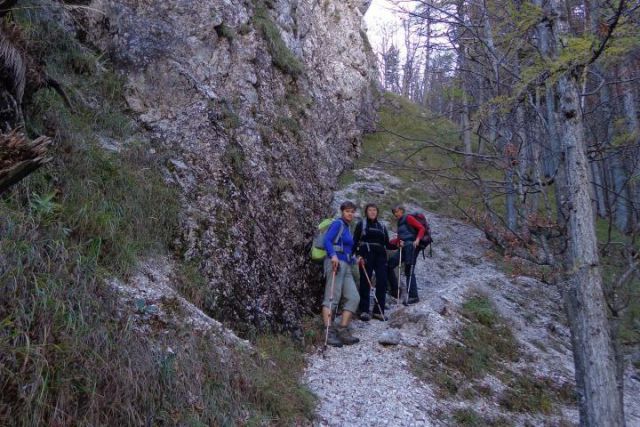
top-left (387, 205), bottom-right (425, 305)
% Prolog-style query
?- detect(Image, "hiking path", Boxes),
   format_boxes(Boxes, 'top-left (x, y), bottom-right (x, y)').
top-left (303, 168), bottom-right (640, 427)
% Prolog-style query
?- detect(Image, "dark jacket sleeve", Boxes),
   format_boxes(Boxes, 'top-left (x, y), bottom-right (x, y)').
top-left (353, 220), bottom-right (363, 256)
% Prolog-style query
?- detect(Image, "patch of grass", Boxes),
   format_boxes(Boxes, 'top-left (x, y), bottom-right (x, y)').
top-left (275, 116), bottom-right (301, 138)
top-left (499, 372), bottom-right (576, 414)
top-left (222, 143), bottom-right (246, 188)
top-left (462, 295), bottom-right (499, 327)
top-left (338, 169), bottom-right (357, 187)
top-left (175, 258), bottom-right (210, 308)
top-left (25, 90), bottom-right (178, 275)
top-left (451, 408), bottom-right (511, 427)
top-left (410, 295), bottom-right (519, 398)
top-left (238, 23), bottom-right (253, 35)
top-left (356, 92), bottom-right (474, 218)
top-left (251, 335), bottom-right (317, 423)
top-left (411, 295), bottom-right (573, 417)
top-left (253, 3), bottom-right (304, 77)
top-left (452, 408), bottom-right (485, 426)
top-left (214, 22), bottom-right (236, 40)
top-left (301, 316), bottom-right (326, 352)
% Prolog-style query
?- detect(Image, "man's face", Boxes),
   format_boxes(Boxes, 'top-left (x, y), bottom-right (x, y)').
top-left (393, 209), bottom-right (404, 220)
top-left (342, 208), bottom-right (355, 223)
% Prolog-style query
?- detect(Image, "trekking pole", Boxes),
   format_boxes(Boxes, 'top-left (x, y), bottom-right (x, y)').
top-left (397, 246), bottom-right (402, 304)
top-left (323, 268), bottom-right (337, 352)
top-left (405, 260), bottom-right (417, 306)
top-left (361, 265), bottom-right (386, 322)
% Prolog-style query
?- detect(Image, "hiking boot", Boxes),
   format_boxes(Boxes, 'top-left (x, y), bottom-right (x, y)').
top-left (372, 312), bottom-right (388, 321)
top-left (359, 312), bottom-right (371, 321)
top-left (407, 296), bottom-right (420, 305)
top-left (336, 326), bottom-right (360, 345)
top-left (326, 326), bottom-right (343, 347)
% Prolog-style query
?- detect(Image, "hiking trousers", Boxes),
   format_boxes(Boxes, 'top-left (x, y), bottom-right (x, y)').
top-left (323, 259), bottom-right (359, 314)
top-left (387, 243), bottom-right (419, 299)
top-left (358, 247), bottom-right (388, 314)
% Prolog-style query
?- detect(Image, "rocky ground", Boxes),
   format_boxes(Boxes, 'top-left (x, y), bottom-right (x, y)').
top-left (304, 168), bottom-right (640, 427)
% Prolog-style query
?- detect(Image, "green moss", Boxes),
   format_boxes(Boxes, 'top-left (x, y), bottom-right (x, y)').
top-left (285, 92), bottom-right (313, 117)
top-left (338, 170), bottom-right (357, 187)
top-left (214, 22), bottom-right (236, 40)
top-left (253, 4), bottom-right (304, 77)
top-left (238, 23), bottom-right (253, 35)
top-left (275, 116), bottom-right (301, 138)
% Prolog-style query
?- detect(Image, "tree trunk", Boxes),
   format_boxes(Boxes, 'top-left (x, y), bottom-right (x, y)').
top-left (545, 83), bottom-right (568, 226)
top-left (462, 89), bottom-right (473, 168)
top-left (537, 0), bottom-right (626, 424)
top-left (620, 64), bottom-right (640, 230)
top-left (420, 7), bottom-right (432, 107)
top-left (557, 73), bottom-right (625, 427)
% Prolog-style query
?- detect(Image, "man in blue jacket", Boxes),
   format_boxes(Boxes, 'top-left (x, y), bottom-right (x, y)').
top-left (322, 200), bottom-right (360, 347)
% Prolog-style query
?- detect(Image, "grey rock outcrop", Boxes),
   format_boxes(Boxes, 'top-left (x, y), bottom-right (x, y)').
top-left (81, 0), bottom-right (378, 331)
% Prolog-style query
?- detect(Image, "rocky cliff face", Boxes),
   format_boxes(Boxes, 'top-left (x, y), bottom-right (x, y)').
top-left (81, 0), bottom-right (378, 331)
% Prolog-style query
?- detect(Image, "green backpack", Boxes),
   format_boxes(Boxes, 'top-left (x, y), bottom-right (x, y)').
top-left (310, 218), bottom-right (344, 262)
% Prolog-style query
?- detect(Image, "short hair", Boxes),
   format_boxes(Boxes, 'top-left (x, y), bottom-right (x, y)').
top-left (391, 204), bottom-right (405, 214)
top-left (340, 200), bottom-right (357, 211)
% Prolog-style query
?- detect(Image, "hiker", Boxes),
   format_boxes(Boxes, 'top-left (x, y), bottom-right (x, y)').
top-left (353, 203), bottom-right (396, 321)
top-left (322, 200), bottom-right (361, 347)
top-left (387, 205), bottom-right (426, 305)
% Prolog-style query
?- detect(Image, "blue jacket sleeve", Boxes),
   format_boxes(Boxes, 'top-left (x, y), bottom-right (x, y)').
top-left (324, 220), bottom-right (341, 258)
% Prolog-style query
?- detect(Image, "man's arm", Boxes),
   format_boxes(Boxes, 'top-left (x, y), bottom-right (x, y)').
top-left (406, 215), bottom-right (425, 240)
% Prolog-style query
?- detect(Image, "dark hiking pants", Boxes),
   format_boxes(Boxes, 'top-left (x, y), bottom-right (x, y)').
top-left (358, 247), bottom-right (388, 314)
top-left (387, 243), bottom-right (419, 300)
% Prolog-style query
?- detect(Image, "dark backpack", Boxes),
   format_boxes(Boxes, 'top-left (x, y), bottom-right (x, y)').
top-left (409, 212), bottom-right (433, 256)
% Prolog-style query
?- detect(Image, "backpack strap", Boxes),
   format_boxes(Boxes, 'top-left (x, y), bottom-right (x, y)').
top-left (332, 219), bottom-right (345, 253)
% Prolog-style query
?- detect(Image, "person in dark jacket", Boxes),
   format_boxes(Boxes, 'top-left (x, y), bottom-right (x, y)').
top-left (353, 203), bottom-right (397, 321)
top-left (387, 205), bottom-right (425, 305)
top-left (322, 200), bottom-right (360, 347)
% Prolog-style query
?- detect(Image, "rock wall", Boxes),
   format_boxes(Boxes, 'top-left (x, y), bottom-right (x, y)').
top-left (82, 0), bottom-right (378, 331)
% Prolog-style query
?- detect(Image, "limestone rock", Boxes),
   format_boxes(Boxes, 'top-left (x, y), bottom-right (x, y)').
top-left (80, 0), bottom-right (379, 330)
top-left (378, 330), bottom-right (401, 346)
